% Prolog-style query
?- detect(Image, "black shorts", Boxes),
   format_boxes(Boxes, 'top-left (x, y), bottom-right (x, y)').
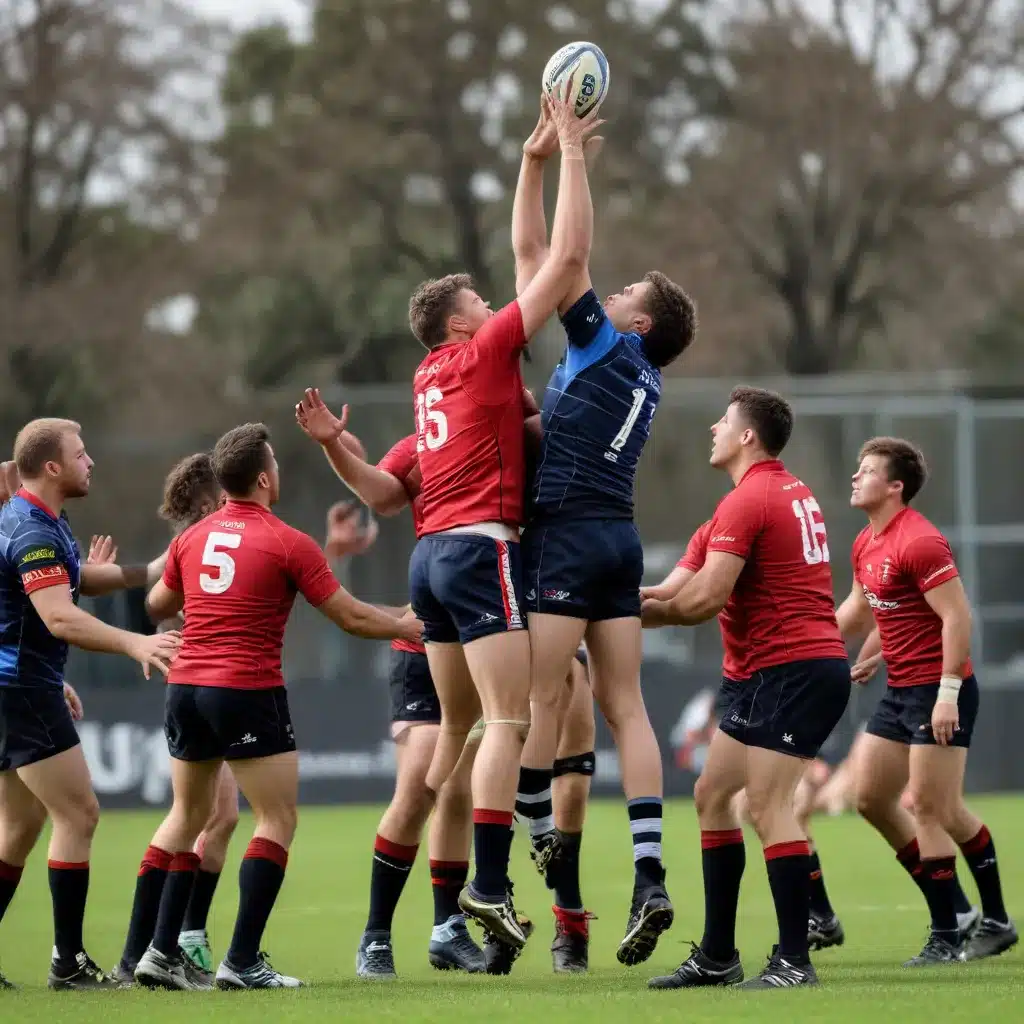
top-left (522, 519), bottom-right (643, 621)
top-left (409, 533), bottom-right (525, 645)
top-left (164, 684), bottom-right (296, 762)
top-left (716, 658), bottom-right (851, 760)
top-left (388, 649), bottom-right (440, 725)
top-left (0, 684), bottom-right (80, 772)
top-left (865, 676), bottom-right (979, 748)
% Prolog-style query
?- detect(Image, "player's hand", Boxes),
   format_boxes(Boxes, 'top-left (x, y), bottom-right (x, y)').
top-left (398, 611), bottom-right (424, 644)
top-left (523, 95), bottom-right (559, 160)
top-left (0, 461), bottom-right (19, 504)
top-left (130, 630), bottom-right (182, 680)
top-left (640, 584), bottom-right (673, 603)
top-left (324, 500), bottom-right (379, 558)
top-left (929, 699), bottom-right (959, 746)
top-left (296, 387), bottom-right (348, 445)
top-left (547, 76), bottom-right (605, 152)
top-left (87, 534), bottom-right (118, 565)
top-left (63, 682), bottom-right (84, 721)
top-left (851, 652), bottom-right (883, 685)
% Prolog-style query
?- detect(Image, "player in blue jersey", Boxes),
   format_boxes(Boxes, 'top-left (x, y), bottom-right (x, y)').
top-left (511, 100), bottom-right (697, 967)
top-left (0, 418), bottom-right (180, 990)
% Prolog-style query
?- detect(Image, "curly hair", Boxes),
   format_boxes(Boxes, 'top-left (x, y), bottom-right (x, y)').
top-left (159, 452), bottom-right (220, 533)
top-left (640, 271), bottom-right (697, 369)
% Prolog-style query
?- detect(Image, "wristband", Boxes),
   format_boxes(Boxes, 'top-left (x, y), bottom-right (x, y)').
top-left (937, 675), bottom-right (962, 704)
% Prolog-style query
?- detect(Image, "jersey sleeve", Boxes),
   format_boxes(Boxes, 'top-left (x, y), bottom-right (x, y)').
top-left (677, 521), bottom-right (712, 572)
top-left (377, 434), bottom-right (419, 490)
top-left (162, 535), bottom-right (183, 593)
top-left (287, 530), bottom-right (342, 607)
top-left (706, 486), bottom-right (765, 560)
top-left (904, 532), bottom-right (960, 594)
top-left (462, 301), bottom-right (527, 404)
top-left (11, 522), bottom-right (71, 594)
top-left (850, 529), bottom-right (868, 584)
top-left (560, 289), bottom-right (609, 349)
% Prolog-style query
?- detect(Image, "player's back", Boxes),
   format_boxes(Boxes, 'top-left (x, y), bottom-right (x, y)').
top-left (532, 291), bottom-right (660, 523)
top-left (0, 493), bottom-right (80, 687)
top-left (413, 302), bottom-right (527, 536)
top-left (166, 500), bottom-right (337, 689)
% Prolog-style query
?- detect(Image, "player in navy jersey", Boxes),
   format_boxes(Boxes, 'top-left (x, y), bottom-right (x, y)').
top-left (511, 98), bottom-right (697, 966)
top-left (0, 418), bottom-right (181, 990)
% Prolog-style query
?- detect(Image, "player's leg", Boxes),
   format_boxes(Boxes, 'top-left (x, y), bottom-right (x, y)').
top-left (428, 729), bottom-right (486, 973)
top-left (549, 657), bottom-right (596, 974)
top-left (180, 763), bottom-right (240, 972)
top-left (649, 716), bottom-right (747, 989)
top-left (0, 770), bottom-right (47, 988)
top-left (585, 616), bottom-right (671, 965)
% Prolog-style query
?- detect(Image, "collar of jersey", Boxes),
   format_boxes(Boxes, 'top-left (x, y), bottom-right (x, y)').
top-left (738, 459), bottom-right (784, 484)
top-left (221, 499), bottom-right (266, 512)
top-left (15, 487), bottom-right (59, 520)
top-left (871, 505), bottom-right (911, 539)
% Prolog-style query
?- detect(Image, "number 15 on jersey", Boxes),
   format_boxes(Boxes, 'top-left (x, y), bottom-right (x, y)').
top-left (416, 387), bottom-right (448, 453)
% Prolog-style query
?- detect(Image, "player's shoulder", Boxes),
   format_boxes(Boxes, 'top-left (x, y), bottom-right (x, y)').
top-left (894, 507), bottom-right (948, 553)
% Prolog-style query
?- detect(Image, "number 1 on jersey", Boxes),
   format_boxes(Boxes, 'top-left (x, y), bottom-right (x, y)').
top-left (200, 531), bottom-right (242, 594)
top-left (416, 387), bottom-right (448, 452)
top-left (610, 388), bottom-right (647, 453)
top-left (792, 497), bottom-right (829, 565)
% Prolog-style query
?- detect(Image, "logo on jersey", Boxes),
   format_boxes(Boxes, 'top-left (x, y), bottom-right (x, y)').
top-left (215, 520), bottom-right (246, 531)
top-left (881, 557), bottom-right (893, 583)
top-left (712, 534), bottom-right (736, 544)
top-left (543, 589), bottom-right (571, 602)
top-left (22, 565), bottom-right (68, 587)
top-left (922, 563), bottom-right (954, 586)
top-left (862, 586), bottom-right (899, 611)
top-left (19, 547), bottom-right (55, 564)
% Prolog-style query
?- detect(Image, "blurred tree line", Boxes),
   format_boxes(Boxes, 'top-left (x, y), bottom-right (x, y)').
top-left (1, 0), bottom-right (1023, 447)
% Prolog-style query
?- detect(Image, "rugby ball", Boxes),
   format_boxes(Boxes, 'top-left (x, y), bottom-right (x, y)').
top-left (542, 41), bottom-right (609, 118)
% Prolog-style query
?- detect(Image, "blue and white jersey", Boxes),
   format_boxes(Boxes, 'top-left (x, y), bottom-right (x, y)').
top-left (531, 290), bottom-right (661, 522)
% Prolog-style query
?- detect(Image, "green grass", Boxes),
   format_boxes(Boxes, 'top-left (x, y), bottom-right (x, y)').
top-left (2, 796), bottom-right (1023, 1021)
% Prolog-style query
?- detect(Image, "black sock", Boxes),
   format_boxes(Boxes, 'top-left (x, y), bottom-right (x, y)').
top-left (0, 860), bottom-right (24, 925)
top-left (471, 810), bottom-right (514, 901)
top-left (808, 845), bottom-right (835, 918)
top-left (552, 830), bottom-right (583, 910)
top-left (182, 868), bottom-right (221, 934)
top-left (152, 852), bottom-right (199, 957)
top-left (226, 838), bottom-right (288, 969)
top-left (699, 829), bottom-right (745, 962)
top-left (48, 860), bottom-right (90, 961)
top-left (920, 856), bottom-right (959, 937)
top-left (896, 837), bottom-right (933, 905)
top-left (122, 845), bottom-right (171, 966)
top-left (765, 841), bottom-right (811, 964)
top-left (430, 859), bottom-right (468, 925)
top-left (960, 826), bottom-right (1008, 923)
top-left (515, 767), bottom-right (554, 839)
top-left (627, 798), bottom-right (664, 888)
top-left (953, 871), bottom-right (972, 915)
top-left (365, 835), bottom-right (417, 933)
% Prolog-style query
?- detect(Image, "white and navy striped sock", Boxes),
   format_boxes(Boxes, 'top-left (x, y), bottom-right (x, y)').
top-left (628, 797), bottom-right (664, 886)
top-left (515, 767), bottom-right (554, 838)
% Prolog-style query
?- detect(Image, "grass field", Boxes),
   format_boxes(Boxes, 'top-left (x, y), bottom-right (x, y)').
top-left (2, 796), bottom-right (1022, 1022)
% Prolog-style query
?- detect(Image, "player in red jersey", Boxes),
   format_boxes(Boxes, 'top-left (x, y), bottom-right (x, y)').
top-left (641, 387), bottom-right (850, 990)
top-left (836, 437), bottom-right (1016, 965)
top-left (643, 519), bottom-right (847, 955)
top-left (122, 423), bottom-right (419, 992)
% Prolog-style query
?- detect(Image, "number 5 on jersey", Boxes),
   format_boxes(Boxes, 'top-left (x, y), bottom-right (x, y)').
top-left (417, 387), bottom-right (448, 453)
top-left (201, 531), bottom-right (241, 594)
top-left (792, 497), bottom-right (829, 565)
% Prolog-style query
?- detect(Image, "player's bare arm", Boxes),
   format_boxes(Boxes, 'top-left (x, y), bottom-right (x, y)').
top-left (851, 627), bottom-right (884, 684)
top-left (80, 545), bottom-right (168, 596)
top-left (923, 576), bottom-right (973, 745)
top-left (641, 551), bottom-right (745, 627)
top-left (513, 97), bottom-right (557, 295)
top-left (296, 388), bottom-right (408, 514)
top-left (315, 587), bottom-right (423, 644)
top-left (145, 578), bottom-right (185, 623)
top-left (29, 582), bottom-right (181, 678)
top-left (835, 579), bottom-right (874, 639)
top-left (639, 565), bottom-right (695, 606)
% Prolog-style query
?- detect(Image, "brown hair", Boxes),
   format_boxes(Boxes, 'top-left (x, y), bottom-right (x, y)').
top-left (211, 423), bottom-right (271, 498)
top-left (13, 418), bottom-right (81, 479)
top-left (858, 436), bottom-right (928, 504)
top-left (408, 273), bottom-right (474, 348)
top-left (640, 271), bottom-right (697, 368)
top-left (729, 386), bottom-right (793, 457)
top-left (159, 453), bottom-right (219, 533)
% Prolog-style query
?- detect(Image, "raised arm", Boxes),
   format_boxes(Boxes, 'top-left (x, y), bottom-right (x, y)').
top-left (513, 101), bottom-right (557, 295)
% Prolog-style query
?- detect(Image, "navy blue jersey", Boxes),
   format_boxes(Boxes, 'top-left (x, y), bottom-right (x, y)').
top-left (531, 290), bottom-right (661, 522)
top-left (0, 491), bottom-right (81, 688)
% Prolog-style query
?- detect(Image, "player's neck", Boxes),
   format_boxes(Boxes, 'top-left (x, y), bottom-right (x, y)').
top-left (867, 500), bottom-right (905, 536)
top-left (18, 480), bottom-right (63, 518)
top-left (727, 451), bottom-right (775, 487)
top-left (226, 491), bottom-right (271, 510)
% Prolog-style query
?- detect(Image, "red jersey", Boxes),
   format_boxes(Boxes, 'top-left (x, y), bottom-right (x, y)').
top-left (677, 520), bottom-right (712, 572)
top-left (412, 301), bottom-right (528, 536)
top-left (163, 499), bottom-right (340, 689)
top-left (706, 460), bottom-right (847, 680)
top-left (378, 434), bottom-right (426, 656)
top-left (852, 507), bottom-right (971, 687)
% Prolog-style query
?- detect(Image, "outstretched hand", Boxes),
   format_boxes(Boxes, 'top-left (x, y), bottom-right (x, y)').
top-left (523, 94), bottom-right (559, 160)
top-left (296, 388), bottom-right (349, 445)
top-left (546, 75), bottom-right (605, 153)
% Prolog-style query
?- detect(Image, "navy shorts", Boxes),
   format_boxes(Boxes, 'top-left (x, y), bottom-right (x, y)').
top-left (409, 533), bottom-right (525, 645)
top-left (716, 658), bottom-right (851, 760)
top-left (388, 649), bottom-right (441, 725)
top-left (164, 684), bottom-right (296, 762)
top-left (522, 518), bottom-right (643, 620)
top-left (0, 684), bottom-right (80, 772)
top-left (865, 676), bottom-right (979, 748)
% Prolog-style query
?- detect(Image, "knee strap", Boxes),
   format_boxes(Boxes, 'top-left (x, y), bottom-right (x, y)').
top-left (553, 751), bottom-right (596, 778)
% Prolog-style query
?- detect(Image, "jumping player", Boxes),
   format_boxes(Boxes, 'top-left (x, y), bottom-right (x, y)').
top-left (509, 93), bottom-right (697, 966)
top-left (0, 418), bottom-right (180, 990)
top-left (126, 423), bottom-right (420, 991)
top-left (641, 388), bottom-right (851, 990)
top-left (838, 437), bottom-right (1016, 965)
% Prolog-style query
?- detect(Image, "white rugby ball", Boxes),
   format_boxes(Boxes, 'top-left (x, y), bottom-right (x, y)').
top-left (542, 41), bottom-right (609, 118)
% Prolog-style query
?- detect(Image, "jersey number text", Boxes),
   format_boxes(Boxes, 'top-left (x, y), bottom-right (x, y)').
top-left (792, 498), bottom-right (830, 565)
top-left (606, 388), bottom-right (647, 462)
top-left (416, 387), bottom-right (448, 452)
top-left (200, 531), bottom-right (242, 594)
